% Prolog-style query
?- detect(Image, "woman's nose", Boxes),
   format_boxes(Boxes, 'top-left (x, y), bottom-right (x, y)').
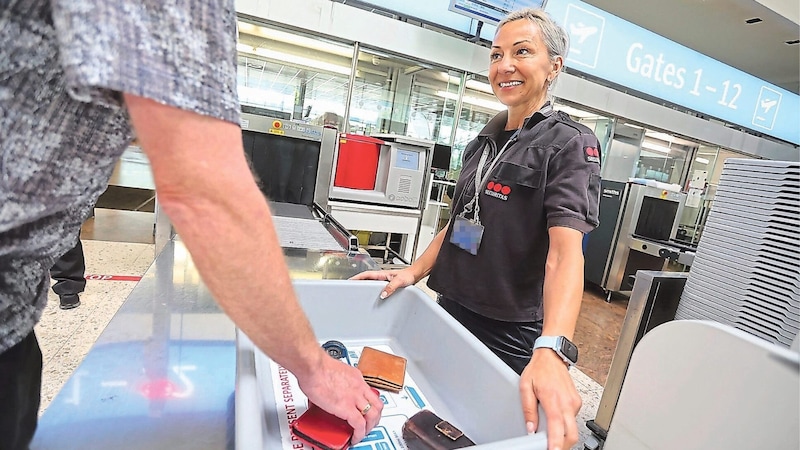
top-left (497, 55), bottom-right (515, 73)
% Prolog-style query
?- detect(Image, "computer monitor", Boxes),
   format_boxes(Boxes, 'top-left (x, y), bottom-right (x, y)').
top-left (431, 143), bottom-right (452, 171)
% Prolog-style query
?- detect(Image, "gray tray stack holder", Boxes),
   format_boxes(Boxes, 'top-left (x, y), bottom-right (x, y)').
top-left (676, 159), bottom-right (800, 347)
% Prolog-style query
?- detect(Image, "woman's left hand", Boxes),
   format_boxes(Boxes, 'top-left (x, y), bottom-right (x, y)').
top-left (349, 269), bottom-right (417, 299)
top-left (519, 349), bottom-right (582, 450)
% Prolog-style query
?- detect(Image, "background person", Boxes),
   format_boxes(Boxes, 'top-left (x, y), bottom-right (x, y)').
top-left (50, 233), bottom-right (85, 310)
top-left (0, 1), bottom-right (381, 449)
top-left (352, 8), bottom-right (601, 450)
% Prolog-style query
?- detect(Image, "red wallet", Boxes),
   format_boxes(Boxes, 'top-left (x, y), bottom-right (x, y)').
top-left (290, 388), bottom-right (381, 450)
top-left (291, 402), bottom-right (353, 450)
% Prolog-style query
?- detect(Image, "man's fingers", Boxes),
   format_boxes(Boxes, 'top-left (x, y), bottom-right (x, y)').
top-left (345, 408), bottom-right (369, 444)
top-left (349, 390), bottom-right (383, 444)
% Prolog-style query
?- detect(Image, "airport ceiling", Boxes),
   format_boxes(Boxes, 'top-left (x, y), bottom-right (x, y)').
top-left (581, 0), bottom-right (800, 94)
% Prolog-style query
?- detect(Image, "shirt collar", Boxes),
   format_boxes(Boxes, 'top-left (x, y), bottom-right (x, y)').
top-left (478, 102), bottom-right (553, 137)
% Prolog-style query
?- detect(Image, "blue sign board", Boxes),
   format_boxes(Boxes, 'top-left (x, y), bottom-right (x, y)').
top-left (545, 0), bottom-right (799, 145)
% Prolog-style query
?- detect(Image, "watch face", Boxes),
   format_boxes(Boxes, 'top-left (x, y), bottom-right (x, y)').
top-left (559, 337), bottom-right (579, 363)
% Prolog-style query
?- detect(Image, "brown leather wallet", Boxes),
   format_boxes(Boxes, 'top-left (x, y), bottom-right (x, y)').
top-left (402, 410), bottom-right (476, 449)
top-left (357, 347), bottom-right (407, 393)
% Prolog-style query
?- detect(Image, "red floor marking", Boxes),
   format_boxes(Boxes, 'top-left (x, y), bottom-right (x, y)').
top-left (84, 274), bottom-right (142, 281)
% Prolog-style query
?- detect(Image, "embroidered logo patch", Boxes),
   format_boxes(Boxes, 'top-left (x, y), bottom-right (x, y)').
top-left (585, 146), bottom-right (600, 164)
top-left (485, 181), bottom-right (511, 201)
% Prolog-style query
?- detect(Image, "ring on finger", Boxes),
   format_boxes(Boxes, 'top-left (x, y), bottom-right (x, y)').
top-left (359, 402), bottom-right (372, 416)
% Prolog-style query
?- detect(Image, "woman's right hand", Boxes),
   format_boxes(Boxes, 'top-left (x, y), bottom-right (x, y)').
top-left (349, 268), bottom-right (417, 299)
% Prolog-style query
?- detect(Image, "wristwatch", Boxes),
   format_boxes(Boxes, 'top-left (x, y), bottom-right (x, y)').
top-left (533, 336), bottom-right (578, 367)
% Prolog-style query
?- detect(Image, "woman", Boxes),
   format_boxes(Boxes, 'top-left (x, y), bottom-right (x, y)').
top-left (353, 8), bottom-right (601, 449)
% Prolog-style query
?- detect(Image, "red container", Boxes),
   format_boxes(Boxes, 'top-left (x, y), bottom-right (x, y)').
top-left (334, 134), bottom-right (383, 190)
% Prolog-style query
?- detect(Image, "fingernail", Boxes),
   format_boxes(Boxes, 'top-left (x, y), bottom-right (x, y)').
top-left (380, 291), bottom-right (387, 299)
top-left (526, 421), bottom-right (535, 434)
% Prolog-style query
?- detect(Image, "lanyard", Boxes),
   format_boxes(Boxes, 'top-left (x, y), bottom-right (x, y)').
top-left (461, 103), bottom-right (553, 224)
top-left (462, 128), bottom-right (520, 224)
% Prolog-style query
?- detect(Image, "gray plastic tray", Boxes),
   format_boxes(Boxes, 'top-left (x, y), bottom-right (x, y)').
top-left (235, 280), bottom-right (548, 449)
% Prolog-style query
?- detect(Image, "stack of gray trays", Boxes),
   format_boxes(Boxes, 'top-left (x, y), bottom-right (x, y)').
top-left (676, 159), bottom-right (800, 348)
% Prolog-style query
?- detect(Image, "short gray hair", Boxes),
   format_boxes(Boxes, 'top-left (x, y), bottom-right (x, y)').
top-left (497, 8), bottom-right (569, 83)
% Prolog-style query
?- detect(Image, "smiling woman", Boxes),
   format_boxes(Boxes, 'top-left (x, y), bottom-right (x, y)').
top-left (349, 8), bottom-right (602, 450)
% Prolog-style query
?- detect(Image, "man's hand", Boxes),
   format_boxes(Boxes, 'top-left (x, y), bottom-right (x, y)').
top-left (349, 268), bottom-right (417, 299)
top-left (519, 349), bottom-right (582, 450)
top-left (295, 353), bottom-right (384, 444)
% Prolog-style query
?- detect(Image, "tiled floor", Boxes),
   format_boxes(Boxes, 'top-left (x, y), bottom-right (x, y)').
top-left (36, 202), bottom-right (628, 449)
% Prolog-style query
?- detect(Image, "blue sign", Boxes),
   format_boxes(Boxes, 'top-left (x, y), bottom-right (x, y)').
top-left (545, 0), bottom-right (800, 145)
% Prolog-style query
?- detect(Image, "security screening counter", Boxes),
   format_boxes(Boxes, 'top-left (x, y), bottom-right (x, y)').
top-left (30, 240), bottom-right (378, 449)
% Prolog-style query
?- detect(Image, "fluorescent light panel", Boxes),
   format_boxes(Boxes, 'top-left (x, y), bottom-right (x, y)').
top-left (237, 44), bottom-right (351, 76)
top-left (641, 141), bottom-right (671, 154)
top-left (436, 90), bottom-right (505, 111)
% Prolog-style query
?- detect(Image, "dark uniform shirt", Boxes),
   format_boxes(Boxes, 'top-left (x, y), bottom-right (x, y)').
top-left (428, 103), bottom-right (602, 322)
top-left (0, 0), bottom-right (240, 352)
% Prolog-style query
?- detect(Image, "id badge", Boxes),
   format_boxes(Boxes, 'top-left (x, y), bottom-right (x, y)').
top-left (450, 216), bottom-right (484, 255)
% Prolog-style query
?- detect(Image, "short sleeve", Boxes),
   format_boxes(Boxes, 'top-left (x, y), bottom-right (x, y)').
top-left (544, 132), bottom-right (602, 233)
top-left (51, 0), bottom-right (240, 124)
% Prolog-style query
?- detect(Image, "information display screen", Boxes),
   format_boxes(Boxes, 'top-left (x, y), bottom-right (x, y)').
top-left (395, 149), bottom-right (421, 170)
top-left (448, 0), bottom-right (547, 24)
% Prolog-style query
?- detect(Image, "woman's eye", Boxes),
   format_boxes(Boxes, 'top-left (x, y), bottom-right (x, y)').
top-left (490, 52), bottom-right (501, 60)
top-left (516, 48), bottom-right (530, 55)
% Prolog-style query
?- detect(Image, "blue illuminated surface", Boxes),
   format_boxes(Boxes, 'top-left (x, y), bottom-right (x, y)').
top-left (547, 0), bottom-right (799, 145)
top-left (356, 0), bottom-right (799, 145)
top-left (395, 150), bottom-right (421, 170)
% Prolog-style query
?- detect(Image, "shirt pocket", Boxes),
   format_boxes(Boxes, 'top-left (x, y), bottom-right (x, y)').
top-left (494, 162), bottom-right (543, 189)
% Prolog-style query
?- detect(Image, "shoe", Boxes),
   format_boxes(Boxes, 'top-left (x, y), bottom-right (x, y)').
top-left (59, 294), bottom-right (81, 310)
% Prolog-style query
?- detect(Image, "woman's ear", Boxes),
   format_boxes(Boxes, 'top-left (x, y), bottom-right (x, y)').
top-left (551, 55), bottom-right (564, 78)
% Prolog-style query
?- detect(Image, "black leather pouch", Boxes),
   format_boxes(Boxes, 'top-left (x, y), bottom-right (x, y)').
top-left (402, 410), bottom-right (476, 449)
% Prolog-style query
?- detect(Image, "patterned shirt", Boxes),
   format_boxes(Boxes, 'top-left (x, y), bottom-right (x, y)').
top-left (0, 0), bottom-right (241, 352)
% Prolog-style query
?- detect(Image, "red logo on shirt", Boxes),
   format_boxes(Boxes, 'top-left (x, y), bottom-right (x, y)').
top-left (584, 146), bottom-right (600, 164)
top-left (485, 181), bottom-right (511, 201)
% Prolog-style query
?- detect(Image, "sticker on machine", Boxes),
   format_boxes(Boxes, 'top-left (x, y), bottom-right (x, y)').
top-left (269, 344), bottom-right (435, 450)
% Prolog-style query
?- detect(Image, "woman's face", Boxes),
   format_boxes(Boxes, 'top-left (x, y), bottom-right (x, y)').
top-left (489, 19), bottom-right (560, 114)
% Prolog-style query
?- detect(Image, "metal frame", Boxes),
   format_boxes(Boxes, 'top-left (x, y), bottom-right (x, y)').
top-left (585, 270), bottom-right (688, 449)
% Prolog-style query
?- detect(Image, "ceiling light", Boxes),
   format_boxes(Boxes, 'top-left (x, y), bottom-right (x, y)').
top-left (554, 104), bottom-right (598, 119)
top-left (641, 141), bottom-right (671, 154)
top-left (695, 157), bottom-right (710, 164)
top-left (436, 91), bottom-right (505, 111)
top-left (239, 47), bottom-right (351, 76)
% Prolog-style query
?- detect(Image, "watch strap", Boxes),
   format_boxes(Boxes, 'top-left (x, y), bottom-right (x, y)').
top-left (533, 335), bottom-right (576, 366)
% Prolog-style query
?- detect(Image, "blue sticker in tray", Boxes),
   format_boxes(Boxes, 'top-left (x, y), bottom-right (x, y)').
top-left (404, 386), bottom-right (425, 408)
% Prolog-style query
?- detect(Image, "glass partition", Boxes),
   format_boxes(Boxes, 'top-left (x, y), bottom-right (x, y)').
top-left (634, 130), bottom-right (694, 185)
top-left (236, 20), bottom-right (355, 125)
top-left (450, 74), bottom-right (504, 178)
top-left (348, 47), bottom-right (462, 145)
top-left (676, 147), bottom-right (757, 244)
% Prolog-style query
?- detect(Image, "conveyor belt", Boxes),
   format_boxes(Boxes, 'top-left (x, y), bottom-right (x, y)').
top-left (272, 215), bottom-right (345, 251)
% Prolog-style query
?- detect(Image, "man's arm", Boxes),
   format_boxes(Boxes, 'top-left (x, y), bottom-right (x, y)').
top-left (124, 94), bottom-right (381, 442)
top-left (519, 226), bottom-right (584, 450)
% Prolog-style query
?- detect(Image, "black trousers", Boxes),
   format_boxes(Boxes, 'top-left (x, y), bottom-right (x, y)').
top-left (438, 296), bottom-right (543, 375)
top-left (0, 331), bottom-right (42, 450)
top-left (50, 238), bottom-right (86, 297)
